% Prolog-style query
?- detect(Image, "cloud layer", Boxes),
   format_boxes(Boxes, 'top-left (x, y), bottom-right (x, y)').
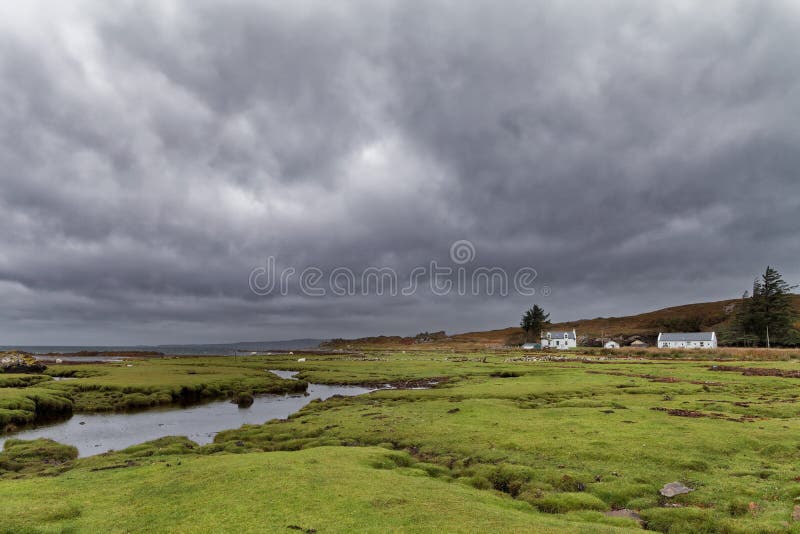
top-left (1, 1), bottom-right (798, 344)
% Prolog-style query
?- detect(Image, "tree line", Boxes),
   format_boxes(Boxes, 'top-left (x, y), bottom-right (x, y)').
top-left (722, 266), bottom-right (799, 347)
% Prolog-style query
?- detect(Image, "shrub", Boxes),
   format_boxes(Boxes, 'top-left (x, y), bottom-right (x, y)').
top-left (728, 500), bottom-right (750, 517)
top-left (234, 392), bottom-right (254, 408)
top-left (490, 371), bottom-right (521, 378)
top-left (464, 463), bottom-right (536, 497)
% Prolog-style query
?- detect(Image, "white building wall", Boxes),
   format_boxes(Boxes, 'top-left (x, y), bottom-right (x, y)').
top-left (657, 333), bottom-right (717, 349)
top-left (541, 330), bottom-right (578, 350)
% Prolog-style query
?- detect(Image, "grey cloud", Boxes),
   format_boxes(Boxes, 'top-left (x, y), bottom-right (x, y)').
top-left (0, 0), bottom-right (798, 344)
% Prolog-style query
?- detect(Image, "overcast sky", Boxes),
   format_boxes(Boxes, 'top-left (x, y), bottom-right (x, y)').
top-left (1, 1), bottom-right (798, 345)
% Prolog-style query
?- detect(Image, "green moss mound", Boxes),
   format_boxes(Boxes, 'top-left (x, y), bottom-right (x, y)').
top-left (0, 438), bottom-right (78, 478)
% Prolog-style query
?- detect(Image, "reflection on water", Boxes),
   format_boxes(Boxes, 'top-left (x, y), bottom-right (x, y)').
top-left (268, 369), bottom-right (300, 380)
top-left (0, 372), bottom-right (369, 457)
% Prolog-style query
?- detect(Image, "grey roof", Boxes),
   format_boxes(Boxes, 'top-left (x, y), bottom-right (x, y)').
top-left (659, 332), bottom-right (715, 342)
top-left (546, 331), bottom-right (576, 340)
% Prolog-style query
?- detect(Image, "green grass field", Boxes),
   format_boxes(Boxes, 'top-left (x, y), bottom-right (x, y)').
top-left (0, 445), bottom-right (637, 533)
top-left (3, 351), bottom-right (800, 532)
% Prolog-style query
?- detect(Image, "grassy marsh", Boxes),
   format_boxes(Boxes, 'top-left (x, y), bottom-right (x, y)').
top-left (4, 351), bottom-right (800, 531)
top-left (1, 358), bottom-right (306, 430)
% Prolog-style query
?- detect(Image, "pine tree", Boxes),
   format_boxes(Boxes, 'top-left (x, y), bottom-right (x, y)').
top-left (753, 266), bottom-right (797, 344)
top-left (721, 290), bottom-right (755, 346)
top-left (520, 305), bottom-right (550, 342)
top-left (730, 267), bottom-right (797, 346)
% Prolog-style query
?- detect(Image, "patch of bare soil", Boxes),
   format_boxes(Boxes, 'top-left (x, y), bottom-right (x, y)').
top-left (586, 370), bottom-right (723, 386)
top-left (710, 365), bottom-right (800, 378)
top-left (650, 407), bottom-right (757, 422)
top-left (379, 377), bottom-right (450, 389)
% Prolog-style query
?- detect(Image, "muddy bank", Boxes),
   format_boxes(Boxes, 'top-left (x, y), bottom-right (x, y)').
top-left (586, 370), bottom-right (723, 386)
top-left (650, 406), bottom-right (757, 422)
top-left (710, 365), bottom-right (800, 378)
top-left (349, 377), bottom-right (449, 389)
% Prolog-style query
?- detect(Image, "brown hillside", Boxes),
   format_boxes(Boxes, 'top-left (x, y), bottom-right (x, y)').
top-left (322, 295), bottom-right (800, 349)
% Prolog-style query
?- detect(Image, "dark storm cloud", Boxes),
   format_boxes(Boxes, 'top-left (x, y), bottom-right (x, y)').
top-left (0, 1), bottom-right (798, 344)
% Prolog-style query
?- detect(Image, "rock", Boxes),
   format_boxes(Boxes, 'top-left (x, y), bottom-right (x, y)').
top-left (793, 504), bottom-right (800, 522)
top-left (660, 482), bottom-right (693, 497)
top-left (0, 351), bottom-right (47, 373)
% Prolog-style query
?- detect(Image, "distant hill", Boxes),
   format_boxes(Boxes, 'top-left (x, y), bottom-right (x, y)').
top-left (229, 339), bottom-right (326, 351)
top-left (322, 295), bottom-right (800, 349)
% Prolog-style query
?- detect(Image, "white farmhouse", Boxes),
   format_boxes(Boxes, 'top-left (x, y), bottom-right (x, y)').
top-left (541, 329), bottom-right (577, 350)
top-left (657, 332), bottom-right (717, 349)
top-left (604, 340), bottom-right (620, 349)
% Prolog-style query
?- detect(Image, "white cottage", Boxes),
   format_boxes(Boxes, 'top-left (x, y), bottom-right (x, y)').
top-left (541, 329), bottom-right (577, 350)
top-left (657, 332), bottom-right (717, 349)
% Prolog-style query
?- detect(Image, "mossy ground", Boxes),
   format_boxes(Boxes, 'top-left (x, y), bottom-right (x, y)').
top-left (3, 351), bottom-right (800, 532)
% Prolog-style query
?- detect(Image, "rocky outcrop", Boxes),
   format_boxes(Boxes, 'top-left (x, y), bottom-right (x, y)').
top-left (0, 351), bottom-right (47, 373)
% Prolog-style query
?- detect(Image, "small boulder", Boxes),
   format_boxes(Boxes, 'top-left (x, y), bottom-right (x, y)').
top-left (793, 504), bottom-right (800, 522)
top-left (660, 482), bottom-right (693, 497)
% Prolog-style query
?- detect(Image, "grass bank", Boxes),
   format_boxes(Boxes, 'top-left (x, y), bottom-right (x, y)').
top-left (1, 357), bottom-right (306, 431)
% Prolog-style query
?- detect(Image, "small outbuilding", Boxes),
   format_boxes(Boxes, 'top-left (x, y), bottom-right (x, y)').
top-left (522, 342), bottom-right (541, 350)
top-left (604, 341), bottom-right (620, 349)
top-left (629, 340), bottom-right (648, 348)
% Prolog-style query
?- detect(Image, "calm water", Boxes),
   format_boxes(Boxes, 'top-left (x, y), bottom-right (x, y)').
top-left (1, 340), bottom-right (324, 356)
top-left (0, 371), bottom-right (370, 457)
